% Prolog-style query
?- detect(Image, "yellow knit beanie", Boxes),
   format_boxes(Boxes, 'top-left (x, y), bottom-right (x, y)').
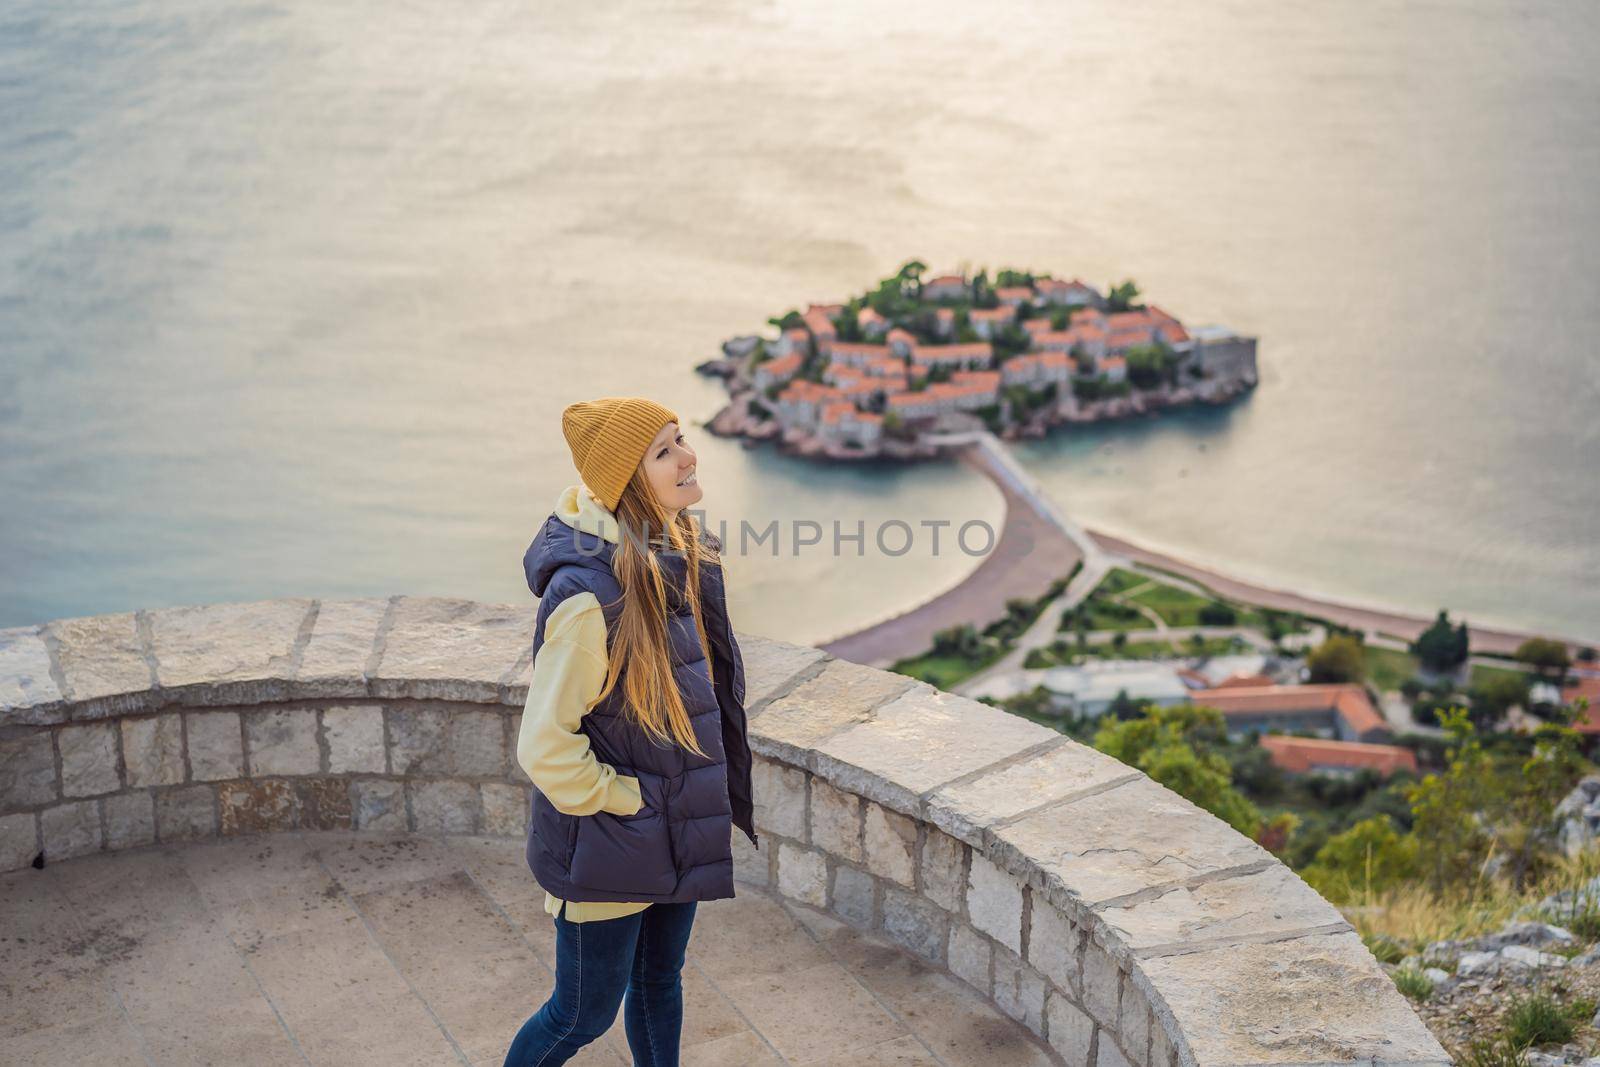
top-left (560, 396), bottom-right (680, 512)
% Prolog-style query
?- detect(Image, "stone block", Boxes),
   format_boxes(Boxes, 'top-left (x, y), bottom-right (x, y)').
top-left (47, 611), bottom-right (152, 711)
top-left (157, 784), bottom-right (217, 841)
top-left (1098, 1036), bottom-right (1132, 1067)
top-left (1081, 938), bottom-right (1122, 1028)
top-left (386, 706), bottom-right (448, 776)
top-left (322, 704), bottom-right (386, 773)
top-left (410, 780), bottom-right (478, 833)
top-left (948, 922), bottom-right (992, 995)
top-left (777, 842), bottom-right (826, 907)
top-left (41, 800), bottom-right (101, 860)
top-left (735, 634), bottom-right (829, 712)
top-left (481, 783), bottom-right (528, 836)
top-left (121, 715), bottom-right (184, 787)
top-left (104, 792), bottom-right (157, 850)
top-left (220, 779), bottom-right (302, 834)
top-left (1119, 975), bottom-right (1152, 1067)
top-left (186, 711), bottom-right (245, 781)
top-left (146, 598), bottom-right (312, 701)
top-left (750, 658), bottom-right (918, 769)
top-left (58, 722), bottom-right (121, 797)
top-left (881, 885), bottom-right (947, 963)
top-left (448, 708), bottom-right (507, 777)
top-left (830, 864), bottom-right (875, 927)
top-left (993, 944), bottom-right (1047, 1036)
top-left (1095, 862), bottom-right (1347, 965)
top-left (991, 775), bottom-right (1272, 909)
top-left (1028, 900), bottom-right (1083, 995)
top-left (297, 778), bottom-right (353, 830)
top-left (967, 850), bottom-right (1023, 954)
top-left (864, 802), bottom-right (916, 887)
top-left (810, 776), bottom-right (861, 861)
top-left (731, 825), bottom-right (770, 887)
top-left (811, 686), bottom-right (1051, 814)
top-left (1047, 991), bottom-right (1095, 1067)
top-left (925, 737), bottom-right (1139, 844)
top-left (1, 812), bottom-right (39, 870)
top-left (0, 732), bottom-right (57, 808)
top-left (1137, 930), bottom-right (1451, 1066)
top-left (369, 597), bottom-right (531, 701)
top-left (751, 756), bottom-right (805, 840)
top-left (293, 597), bottom-right (390, 698)
top-left (351, 779), bottom-right (407, 831)
top-left (921, 827), bottom-right (966, 913)
top-left (1150, 1015), bottom-right (1177, 1067)
top-left (245, 708), bottom-right (320, 776)
top-left (0, 626), bottom-right (63, 721)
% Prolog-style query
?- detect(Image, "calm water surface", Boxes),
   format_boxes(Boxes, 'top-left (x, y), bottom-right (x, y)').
top-left (2, 0), bottom-right (1596, 646)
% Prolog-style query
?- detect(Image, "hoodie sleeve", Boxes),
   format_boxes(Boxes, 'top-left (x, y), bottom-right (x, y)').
top-left (515, 591), bottom-right (643, 817)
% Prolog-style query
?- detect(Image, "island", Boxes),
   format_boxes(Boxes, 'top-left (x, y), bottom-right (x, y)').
top-left (697, 260), bottom-right (1259, 460)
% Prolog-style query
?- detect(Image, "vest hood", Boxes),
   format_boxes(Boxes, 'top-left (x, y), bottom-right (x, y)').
top-left (523, 483), bottom-right (620, 598)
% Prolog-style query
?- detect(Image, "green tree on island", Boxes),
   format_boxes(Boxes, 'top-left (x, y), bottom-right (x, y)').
top-left (1107, 279), bottom-right (1142, 311)
top-left (1307, 633), bottom-right (1366, 684)
top-left (1410, 610), bottom-right (1470, 674)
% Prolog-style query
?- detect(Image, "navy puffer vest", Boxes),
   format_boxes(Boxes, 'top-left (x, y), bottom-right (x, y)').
top-left (521, 512), bottom-right (758, 904)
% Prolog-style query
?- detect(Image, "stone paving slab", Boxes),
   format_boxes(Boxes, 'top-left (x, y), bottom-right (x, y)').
top-left (989, 774), bottom-right (1275, 913)
top-left (146, 598), bottom-right (315, 705)
top-left (0, 833), bottom-right (1054, 1067)
top-left (0, 625), bottom-right (62, 723)
top-left (1094, 862), bottom-right (1351, 964)
top-left (370, 597), bottom-right (532, 702)
top-left (1136, 930), bottom-right (1454, 1067)
top-left (293, 596), bottom-right (392, 698)
top-left (46, 611), bottom-right (152, 715)
top-left (924, 737), bottom-right (1139, 847)
top-left (811, 687), bottom-right (1055, 818)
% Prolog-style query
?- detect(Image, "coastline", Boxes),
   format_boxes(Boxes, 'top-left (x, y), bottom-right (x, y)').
top-left (816, 433), bottom-right (1595, 669)
top-left (1083, 526), bottom-right (1594, 657)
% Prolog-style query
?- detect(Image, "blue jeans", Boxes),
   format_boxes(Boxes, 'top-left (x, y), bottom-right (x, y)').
top-left (503, 899), bottom-right (698, 1067)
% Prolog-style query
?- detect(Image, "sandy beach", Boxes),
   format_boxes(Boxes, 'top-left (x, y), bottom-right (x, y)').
top-left (819, 436), bottom-right (1594, 669)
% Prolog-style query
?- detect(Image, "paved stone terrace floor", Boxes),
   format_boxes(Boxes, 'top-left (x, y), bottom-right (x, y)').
top-left (1, 832), bottom-right (1062, 1066)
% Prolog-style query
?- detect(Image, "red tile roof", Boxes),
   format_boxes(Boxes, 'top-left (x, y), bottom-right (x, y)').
top-left (1195, 684), bottom-right (1390, 740)
top-left (1258, 735), bottom-right (1419, 777)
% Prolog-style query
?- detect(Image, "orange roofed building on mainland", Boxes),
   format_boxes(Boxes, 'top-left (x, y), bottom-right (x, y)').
top-left (1258, 735), bottom-right (1419, 779)
top-left (1195, 683), bottom-right (1393, 743)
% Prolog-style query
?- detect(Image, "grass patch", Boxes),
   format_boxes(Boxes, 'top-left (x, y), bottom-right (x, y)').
top-left (1504, 992), bottom-right (1573, 1048)
top-left (1470, 662), bottom-right (1537, 690)
top-left (1363, 645), bottom-right (1421, 692)
top-left (1392, 966), bottom-right (1434, 1002)
top-left (1460, 1036), bottom-right (1528, 1067)
top-left (890, 647), bottom-right (1005, 689)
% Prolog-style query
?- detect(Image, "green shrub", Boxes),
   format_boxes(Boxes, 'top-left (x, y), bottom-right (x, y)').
top-left (1504, 992), bottom-right (1574, 1048)
top-left (1569, 907), bottom-right (1600, 942)
top-left (1363, 931), bottom-right (1407, 964)
top-left (1391, 966), bottom-right (1433, 1002)
top-left (1459, 1036), bottom-right (1527, 1067)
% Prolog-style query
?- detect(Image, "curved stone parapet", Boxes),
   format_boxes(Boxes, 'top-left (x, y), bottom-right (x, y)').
top-left (0, 597), bottom-right (1450, 1067)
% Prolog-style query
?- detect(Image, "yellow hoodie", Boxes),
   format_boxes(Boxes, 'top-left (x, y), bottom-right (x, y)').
top-left (516, 483), bottom-right (652, 924)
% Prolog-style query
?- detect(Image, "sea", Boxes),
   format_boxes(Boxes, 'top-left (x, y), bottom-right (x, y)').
top-left (2, 0), bottom-right (1596, 648)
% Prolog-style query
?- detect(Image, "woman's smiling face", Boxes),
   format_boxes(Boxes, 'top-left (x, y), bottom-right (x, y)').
top-left (640, 421), bottom-right (702, 513)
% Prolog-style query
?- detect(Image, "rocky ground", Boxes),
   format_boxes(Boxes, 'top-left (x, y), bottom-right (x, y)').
top-left (1384, 878), bottom-right (1600, 1064)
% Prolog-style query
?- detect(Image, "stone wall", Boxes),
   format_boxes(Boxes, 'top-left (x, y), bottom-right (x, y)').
top-left (0, 596), bottom-right (1449, 1067)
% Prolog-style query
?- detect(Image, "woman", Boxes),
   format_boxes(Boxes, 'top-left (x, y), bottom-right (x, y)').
top-left (504, 396), bottom-right (758, 1067)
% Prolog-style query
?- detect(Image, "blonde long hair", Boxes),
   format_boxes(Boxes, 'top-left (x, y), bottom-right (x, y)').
top-left (583, 465), bottom-right (721, 760)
